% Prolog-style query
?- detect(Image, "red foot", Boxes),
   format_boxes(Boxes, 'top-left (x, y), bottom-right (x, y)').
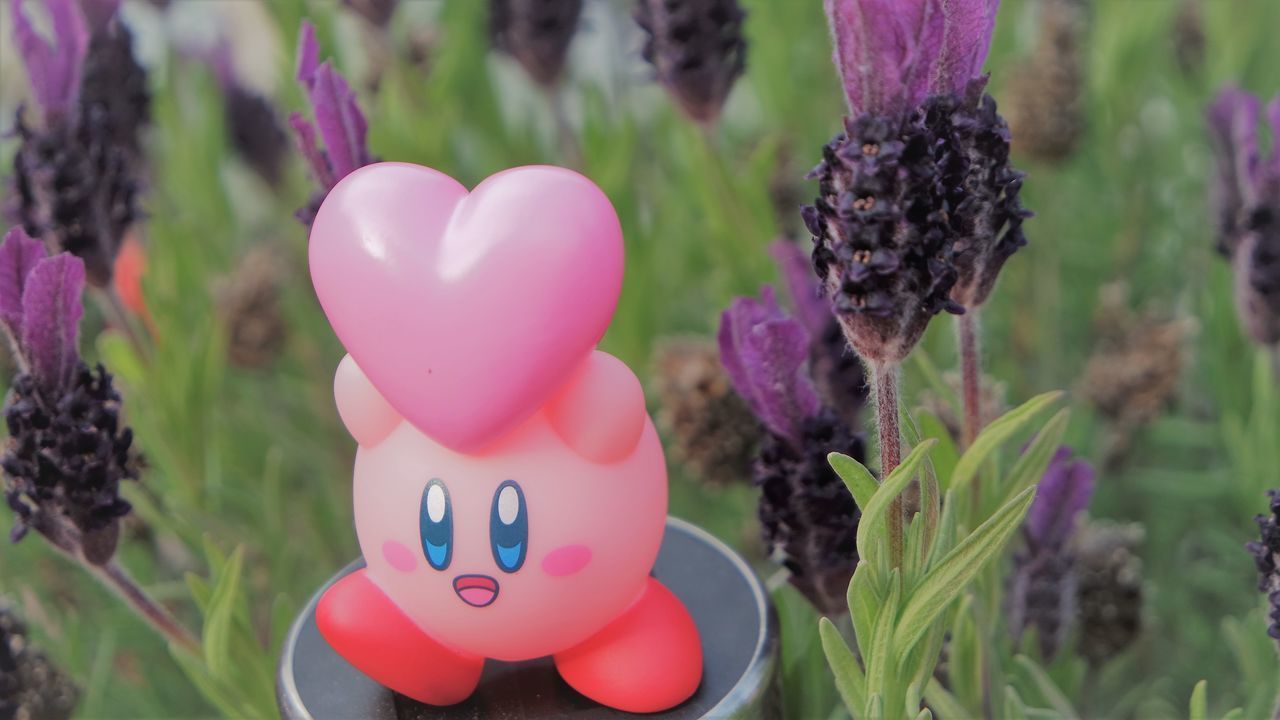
top-left (316, 569), bottom-right (484, 705)
top-left (554, 578), bottom-right (702, 713)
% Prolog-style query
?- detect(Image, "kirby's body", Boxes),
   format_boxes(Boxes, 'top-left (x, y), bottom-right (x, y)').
top-left (308, 163), bottom-right (703, 713)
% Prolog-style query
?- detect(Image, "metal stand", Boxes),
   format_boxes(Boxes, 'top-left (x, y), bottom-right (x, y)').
top-left (277, 517), bottom-right (780, 719)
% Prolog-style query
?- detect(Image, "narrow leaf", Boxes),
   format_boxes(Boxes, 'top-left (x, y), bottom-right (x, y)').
top-left (997, 408), bottom-right (1070, 506)
top-left (894, 487), bottom-right (1037, 653)
top-left (924, 680), bottom-right (969, 720)
top-left (820, 617), bottom-right (867, 716)
top-left (830, 451), bottom-right (878, 510)
top-left (949, 392), bottom-right (1062, 493)
top-left (848, 561), bottom-right (881, 654)
top-left (203, 546), bottom-right (245, 677)
top-left (857, 440), bottom-right (937, 559)
top-left (1013, 655), bottom-right (1080, 720)
top-left (1189, 680), bottom-right (1207, 720)
top-left (866, 572), bottom-right (901, 702)
top-left (1004, 686), bottom-right (1030, 720)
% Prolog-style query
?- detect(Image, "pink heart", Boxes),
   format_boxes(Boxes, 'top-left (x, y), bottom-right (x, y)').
top-left (309, 163), bottom-right (624, 452)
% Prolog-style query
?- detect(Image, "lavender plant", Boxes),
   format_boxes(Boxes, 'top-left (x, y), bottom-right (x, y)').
top-left (490, 0), bottom-right (584, 89)
top-left (9, 0), bottom-right (147, 289)
top-left (0, 225), bottom-right (195, 651)
top-left (1247, 489), bottom-right (1280, 647)
top-left (719, 287), bottom-right (865, 615)
top-left (1006, 447), bottom-right (1095, 661)
top-left (634, 0), bottom-right (747, 125)
top-left (1207, 89), bottom-right (1280, 349)
top-left (803, 0), bottom-right (1030, 569)
top-left (290, 21), bottom-right (375, 226)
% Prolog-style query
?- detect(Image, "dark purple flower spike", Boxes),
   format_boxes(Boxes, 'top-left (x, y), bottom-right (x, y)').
top-left (11, 0), bottom-right (89, 121)
top-left (1207, 88), bottom-right (1280, 346)
top-left (635, 0), bottom-right (748, 125)
top-left (1248, 490), bottom-right (1280, 645)
top-left (0, 226), bottom-right (138, 563)
top-left (211, 43), bottom-right (288, 185)
top-left (1007, 446), bottom-right (1095, 661)
top-left (290, 21), bottom-right (374, 226)
top-left (771, 240), bottom-right (869, 423)
top-left (719, 286), bottom-right (866, 616)
top-left (490, 0), bottom-right (584, 89)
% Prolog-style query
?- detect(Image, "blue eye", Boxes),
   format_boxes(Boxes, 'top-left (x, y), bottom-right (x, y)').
top-left (419, 479), bottom-right (452, 570)
top-left (490, 480), bottom-right (527, 573)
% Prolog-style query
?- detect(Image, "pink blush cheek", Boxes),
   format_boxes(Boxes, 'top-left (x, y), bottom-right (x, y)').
top-left (382, 540), bottom-right (418, 572)
top-left (541, 545), bottom-right (591, 577)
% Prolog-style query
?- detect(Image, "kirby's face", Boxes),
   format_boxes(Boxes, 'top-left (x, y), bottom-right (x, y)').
top-left (343, 355), bottom-right (668, 662)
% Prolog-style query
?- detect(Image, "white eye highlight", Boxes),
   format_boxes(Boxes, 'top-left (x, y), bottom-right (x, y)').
top-left (497, 485), bottom-right (520, 525)
top-left (426, 483), bottom-right (447, 523)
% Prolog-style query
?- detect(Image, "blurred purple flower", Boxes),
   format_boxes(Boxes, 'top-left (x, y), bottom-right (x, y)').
top-left (0, 227), bottom-right (139, 564)
top-left (1207, 88), bottom-right (1280, 345)
top-left (719, 286), bottom-right (866, 616)
top-left (718, 287), bottom-right (820, 446)
top-left (1026, 446), bottom-right (1095, 549)
top-left (490, 0), bottom-right (584, 89)
top-left (771, 239), bottom-right (869, 423)
top-left (1248, 489), bottom-right (1280, 645)
top-left (9, 0), bottom-right (146, 288)
top-left (1007, 446), bottom-right (1095, 661)
top-left (290, 21), bottom-right (374, 225)
top-left (635, 0), bottom-right (747, 125)
top-left (824, 0), bottom-right (998, 118)
top-left (10, 0), bottom-right (89, 120)
top-left (211, 44), bottom-right (288, 185)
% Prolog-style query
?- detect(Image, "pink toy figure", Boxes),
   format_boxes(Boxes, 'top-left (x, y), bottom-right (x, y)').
top-left (307, 163), bottom-right (703, 713)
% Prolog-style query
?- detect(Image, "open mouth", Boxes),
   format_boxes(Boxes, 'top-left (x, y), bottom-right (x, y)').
top-left (453, 574), bottom-right (499, 608)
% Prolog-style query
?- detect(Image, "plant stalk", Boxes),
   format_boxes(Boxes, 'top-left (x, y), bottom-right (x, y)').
top-left (872, 361), bottom-right (904, 569)
top-left (958, 311), bottom-right (983, 515)
top-left (33, 511), bottom-right (199, 653)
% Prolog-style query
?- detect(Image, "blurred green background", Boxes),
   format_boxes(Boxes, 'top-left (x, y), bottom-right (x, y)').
top-left (1, 0), bottom-right (1279, 717)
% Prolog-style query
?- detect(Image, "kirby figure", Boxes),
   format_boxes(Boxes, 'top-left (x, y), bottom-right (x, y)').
top-left (307, 163), bottom-right (703, 713)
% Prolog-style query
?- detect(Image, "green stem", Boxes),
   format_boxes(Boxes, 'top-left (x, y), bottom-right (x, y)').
top-left (958, 311), bottom-right (983, 518)
top-left (34, 511), bottom-right (198, 654)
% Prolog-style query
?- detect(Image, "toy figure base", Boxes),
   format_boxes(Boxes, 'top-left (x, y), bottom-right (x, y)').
top-left (277, 517), bottom-right (779, 719)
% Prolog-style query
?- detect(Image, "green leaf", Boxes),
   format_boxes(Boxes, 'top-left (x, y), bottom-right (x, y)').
top-left (949, 391), bottom-right (1062, 493)
top-left (867, 693), bottom-right (885, 720)
top-left (924, 680), bottom-right (969, 720)
top-left (904, 682), bottom-right (922, 718)
top-left (894, 487), bottom-right (1037, 653)
top-left (1189, 680), bottom-right (1207, 720)
top-left (996, 408), bottom-right (1070, 506)
top-left (168, 645), bottom-right (245, 719)
top-left (916, 411), bottom-right (959, 483)
top-left (1222, 709), bottom-right (1245, 720)
top-left (203, 546), bottom-right (245, 678)
top-left (848, 562), bottom-right (881, 654)
top-left (926, 490), bottom-right (959, 569)
top-left (856, 440), bottom-right (938, 559)
top-left (1004, 686), bottom-right (1030, 720)
top-left (1013, 655), bottom-right (1080, 720)
top-left (913, 710), bottom-right (934, 720)
top-left (820, 617), bottom-right (867, 717)
top-left (865, 571), bottom-right (901, 704)
top-left (830, 452), bottom-right (879, 510)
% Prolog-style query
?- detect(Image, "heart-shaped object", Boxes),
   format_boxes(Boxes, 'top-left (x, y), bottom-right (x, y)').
top-left (309, 163), bottom-right (624, 452)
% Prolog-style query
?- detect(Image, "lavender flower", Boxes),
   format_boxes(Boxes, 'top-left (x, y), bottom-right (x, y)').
top-left (1007, 447), bottom-right (1095, 661)
top-left (1074, 520), bottom-right (1144, 666)
top-left (771, 239), bottom-right (869, 424)
top-left (720, 287), bottom-right (866, 615)
top-left (1005, 0), bottom-right (1088, 164)
top-left (1206, 89), bottom-right (1280, 346)
top-left (1246, 489), bottom-right (1280, 645)
top-left (212, 45), bottom-right (288, 185)
top-left (803, 0), bottom-right (1029, 363)
top-left (9, 0), bottom-right (146, 288)
top-left (0, 227), bottom-right (138, 565)
top-left (635, 0), bottom-right (747, 125)
top-left (290, 21), bottom-right (374, 226)
top-left (0, 601), bottom-right (79, 720)
top-left (490, 0), bottom-right (584, 89)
